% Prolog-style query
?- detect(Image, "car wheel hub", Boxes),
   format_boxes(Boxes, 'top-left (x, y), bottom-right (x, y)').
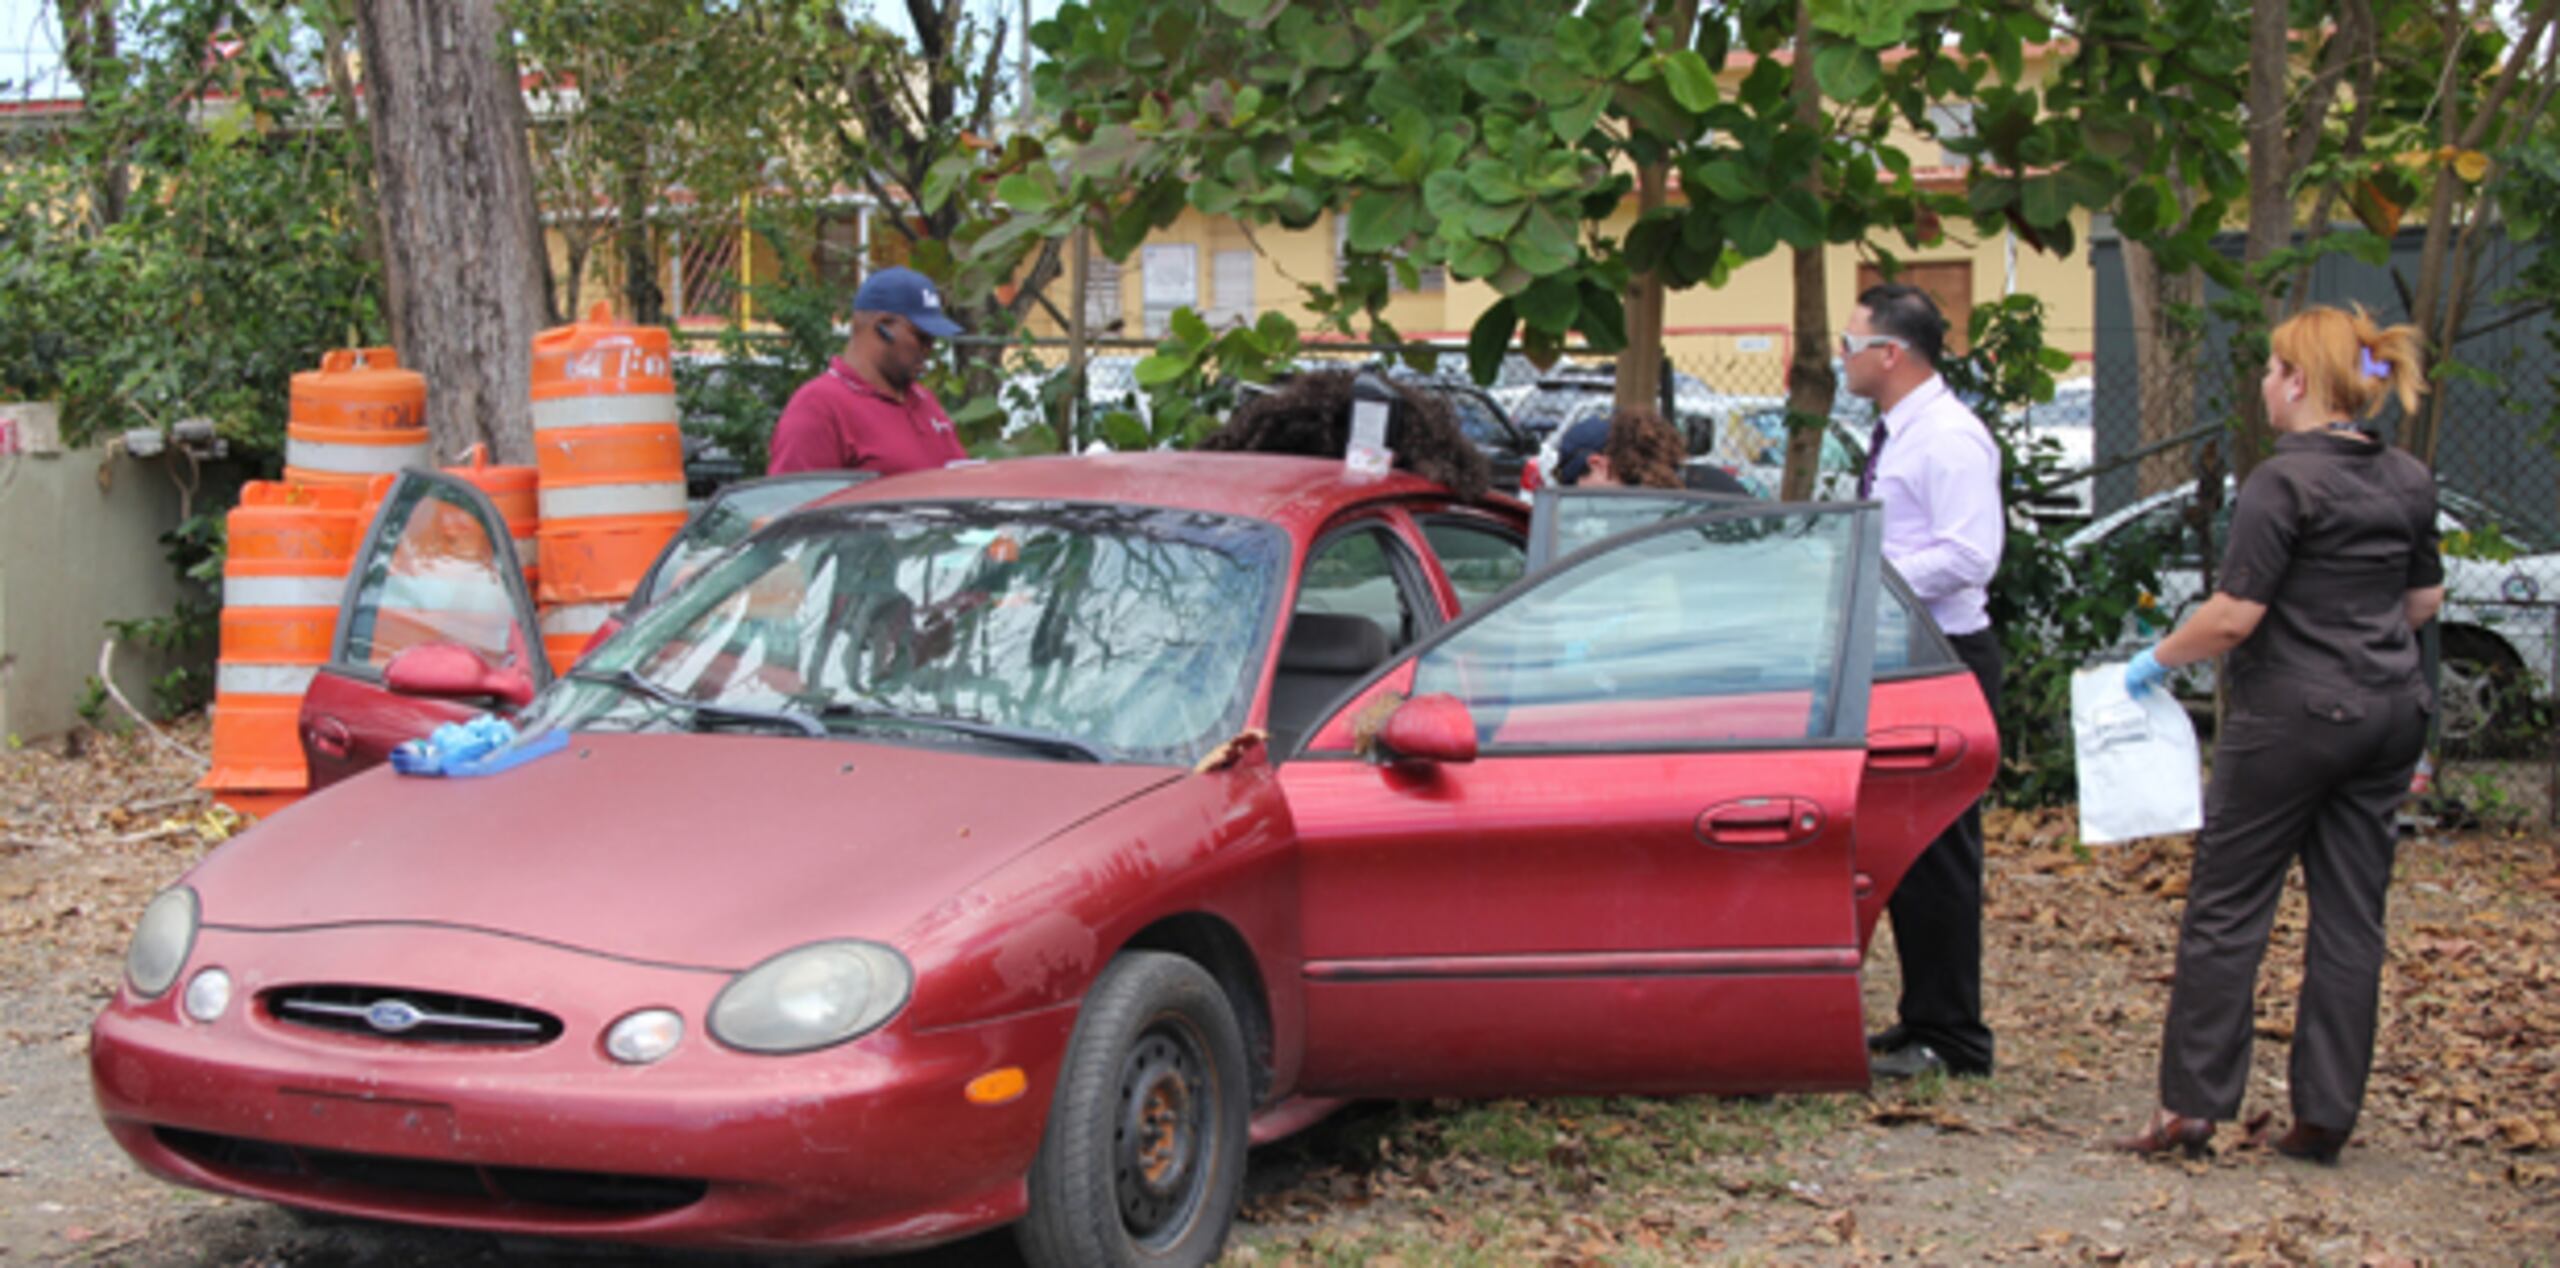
top-left (2438, 658), bottom-right (2498, 744)
top-left (1114, 1024), bottom-right (1207, 1240)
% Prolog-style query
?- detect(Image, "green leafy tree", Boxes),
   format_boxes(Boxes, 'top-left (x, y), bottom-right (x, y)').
top-left (0, 0), bottom-right (384, 458)
top-left (979, 0), bottom-right (2123, 488)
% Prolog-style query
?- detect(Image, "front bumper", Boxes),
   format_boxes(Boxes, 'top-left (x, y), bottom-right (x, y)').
top-left (89, 922), bottom-right (1072, 1251)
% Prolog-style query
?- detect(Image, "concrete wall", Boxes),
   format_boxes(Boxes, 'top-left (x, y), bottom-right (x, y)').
top-left (0, 431), bottom-right (199, 741)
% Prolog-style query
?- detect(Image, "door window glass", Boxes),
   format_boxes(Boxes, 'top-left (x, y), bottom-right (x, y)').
top-left (1415, 509), bottom-right (1866, 747)
top-left (1875, 575), bottom-right (1958, 674)
top-left (1297, 527), bottom-right (1421, 650)
top-left (343, 482), bottom-right (529, 671)
top-left (1419, 519), bottom-right (1526, 613)
top-left (1532, 488), bottom-right (1757, 569)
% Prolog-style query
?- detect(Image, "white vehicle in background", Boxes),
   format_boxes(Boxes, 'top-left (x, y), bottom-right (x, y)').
top-left (2014, 378), bottom-right (2095, 519)
top-left (2067, 479), bottom-right (2558, 747)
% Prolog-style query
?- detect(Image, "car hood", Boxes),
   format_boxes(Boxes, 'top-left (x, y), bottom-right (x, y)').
top-left (190, 733), bottom-right (1182, 970)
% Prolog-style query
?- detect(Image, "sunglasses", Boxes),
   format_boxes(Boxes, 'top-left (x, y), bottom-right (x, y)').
top-left (1840, 332), bottom-right (1908, 358)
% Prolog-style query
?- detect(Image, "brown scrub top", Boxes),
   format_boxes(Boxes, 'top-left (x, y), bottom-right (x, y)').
top-left (2215, 428), bottom-right (2443, 696)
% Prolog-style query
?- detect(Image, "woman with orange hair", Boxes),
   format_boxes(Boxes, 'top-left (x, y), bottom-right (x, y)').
top-left (2114, 305), bottom-right (2442, 1165)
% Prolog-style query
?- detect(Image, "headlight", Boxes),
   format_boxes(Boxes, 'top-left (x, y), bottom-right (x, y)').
top-left (126, 888), bottom-right (199, 998)
top-left (708, 940), bottom-right (911, 1054)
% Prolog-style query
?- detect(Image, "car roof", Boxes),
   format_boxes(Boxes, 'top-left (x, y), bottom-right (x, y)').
top-left (817, 452), bottom-right (1515, 538)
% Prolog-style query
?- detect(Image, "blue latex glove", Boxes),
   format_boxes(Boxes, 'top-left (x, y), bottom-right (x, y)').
top-left (391, 713), bottom-right (522, 777)
top-left (2124, 647), bottom-right (2169, 696)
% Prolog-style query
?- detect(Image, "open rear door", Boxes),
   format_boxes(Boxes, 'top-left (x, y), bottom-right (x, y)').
top-left (297, 471), bottom-right (548, 791)
top-left (1527, 487), bottom-right (1999, 946)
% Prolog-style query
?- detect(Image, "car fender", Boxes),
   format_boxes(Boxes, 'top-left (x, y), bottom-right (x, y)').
top-left (894, 756), bottom-right (1306, 1092)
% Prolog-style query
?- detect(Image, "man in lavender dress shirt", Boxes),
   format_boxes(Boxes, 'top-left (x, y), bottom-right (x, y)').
top-left (1844, 284), bottom-right (2006, 1081)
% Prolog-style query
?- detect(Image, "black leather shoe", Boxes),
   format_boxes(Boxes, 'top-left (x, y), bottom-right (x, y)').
top-left (1866, 1024), bottom-right (1909, 1053)
top-left (1870, 1042), bottom-right (1992, 1081)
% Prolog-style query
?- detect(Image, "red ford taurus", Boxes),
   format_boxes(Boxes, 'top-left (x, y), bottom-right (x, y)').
top-left (91, 452), bottom-right (1994, 1265)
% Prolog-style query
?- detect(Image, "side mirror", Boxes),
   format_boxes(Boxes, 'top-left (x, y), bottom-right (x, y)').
top-left (385, 643), bottom-right (537, 710)
top-left (1378, 693), bottom-right (1478, 766)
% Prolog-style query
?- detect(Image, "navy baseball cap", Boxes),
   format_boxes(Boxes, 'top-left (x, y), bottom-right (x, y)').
top-left (854, 267), bottom-right (963, 338)
top-left (1553, 415), bottom-right (1611, 485)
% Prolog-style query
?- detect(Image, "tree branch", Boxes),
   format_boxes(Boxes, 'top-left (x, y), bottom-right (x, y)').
top-left (2456, 0), bottom-right (2558, 152)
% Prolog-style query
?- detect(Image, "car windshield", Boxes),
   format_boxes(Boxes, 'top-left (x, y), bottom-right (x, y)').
top-left (637, 475), bottom-right (870, 608)
top-left (521, 501), bottom-right (1286, 764)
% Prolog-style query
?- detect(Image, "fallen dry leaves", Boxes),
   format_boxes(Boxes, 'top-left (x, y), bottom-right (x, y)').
top-left (6, 726), bottom-right (2557, 1263)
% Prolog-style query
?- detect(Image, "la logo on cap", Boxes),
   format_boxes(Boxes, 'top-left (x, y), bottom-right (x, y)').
top-left (921, 286), bottom-right (942, 311)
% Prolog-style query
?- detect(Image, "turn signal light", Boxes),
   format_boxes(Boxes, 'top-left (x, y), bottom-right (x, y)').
top-left (965, 1067), bottom-right (1028, 1105)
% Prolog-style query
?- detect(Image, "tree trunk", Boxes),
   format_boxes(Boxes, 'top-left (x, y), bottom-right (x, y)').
top-left (2122, 235), bottom-right (2201, 495)
top-left (1619, 160), bottom-right (1667, 418)
top-left (616, 160), bottom-right (665, 326)
top-left (1616, 0), bottom-right (1695, 418)
top-left (1779, 0), bottom-right (1834, 501)
top-left (60, 0), bottom-right (126, 229)
top-left (2233, 0), bottom-right (2294, 484)
top-left (354, 0), bottom-right (550, 465)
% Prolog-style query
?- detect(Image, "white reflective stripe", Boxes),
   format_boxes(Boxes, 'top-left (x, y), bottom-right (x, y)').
top-left (285, 437), bottom-right (427, 475)
top-left (223, 575), bottom-right (346, 608)
top-left (217, 664), bottom-right (318, 696)
top-left (539, 481), bottom-right (688, 520)
top-left (512, 536), bottom-right (540, 567)
top-left (380, 574), bottom-right (521, 612)
top-left (540, 603), bottom-right (616, 636)
top-left (531, 392), bottom-right (679, 431)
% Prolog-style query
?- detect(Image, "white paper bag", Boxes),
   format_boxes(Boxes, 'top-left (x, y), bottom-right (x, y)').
top-left (2070, 663), bottom-right (2204, 845)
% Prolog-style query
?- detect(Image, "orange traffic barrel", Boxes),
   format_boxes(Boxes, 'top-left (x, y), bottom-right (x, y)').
top-left (447, 443), bottom-right (540, 591)
top-left (201, 481), bottom-right (369, 816)
top-left (538, 601), bottom-right (616, 678)
top-left (530, 304), bottom-right (686, 608)
top-left (283, 347), bottom-right (429, 492)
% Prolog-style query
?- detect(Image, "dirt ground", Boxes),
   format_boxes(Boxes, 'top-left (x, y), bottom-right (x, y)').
top-left (4, 723), bottom-right (2556, 1266)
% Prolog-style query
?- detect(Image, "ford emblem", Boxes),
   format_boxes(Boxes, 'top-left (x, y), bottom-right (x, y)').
top-left (365, 998), bottom-right (426, 1034)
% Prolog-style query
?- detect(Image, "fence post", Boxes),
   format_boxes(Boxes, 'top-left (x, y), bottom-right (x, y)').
top-left (1065, 224), bottom-right (1091, 451)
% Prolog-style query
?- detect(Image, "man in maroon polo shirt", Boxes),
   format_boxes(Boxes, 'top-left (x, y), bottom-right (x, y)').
top-left (767, 266), bottom-right (969, 475)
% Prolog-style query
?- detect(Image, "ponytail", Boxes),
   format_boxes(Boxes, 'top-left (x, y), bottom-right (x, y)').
top-left (2269, 303), bottom-right (2428, 420)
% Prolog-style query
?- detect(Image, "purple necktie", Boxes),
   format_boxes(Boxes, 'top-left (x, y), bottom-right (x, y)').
top-left (1858, 418), bottom-right (1889, 499)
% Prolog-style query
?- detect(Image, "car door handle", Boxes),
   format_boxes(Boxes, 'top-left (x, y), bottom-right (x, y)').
top-left (308, 717), bottom-right (352, 759)
top-left (1867, 725), bottom-right (1965, 772)
top-left (1695, 797), bottom-right (1823, 849)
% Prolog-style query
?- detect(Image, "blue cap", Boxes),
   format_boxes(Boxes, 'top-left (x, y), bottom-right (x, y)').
top-left (853, 267), bottom-right (963, 338)
top-left (1553, 416), bottom-right (1611, 485)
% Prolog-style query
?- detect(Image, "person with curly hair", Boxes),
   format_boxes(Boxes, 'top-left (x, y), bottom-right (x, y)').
top-left (1553, 406), bottom-right (1690, 489)
top-left (1197, 371), bottom-right (1492, 500)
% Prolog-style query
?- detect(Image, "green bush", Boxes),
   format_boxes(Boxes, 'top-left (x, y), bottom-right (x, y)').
top-left (1944, 295), bottom-right (2168, 808)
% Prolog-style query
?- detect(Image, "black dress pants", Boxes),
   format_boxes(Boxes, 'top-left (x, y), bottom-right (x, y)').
top-left (2158, 678), bottom-right (2428, 1132)
top-left (1884, 626), bottom-right (2003, 1071)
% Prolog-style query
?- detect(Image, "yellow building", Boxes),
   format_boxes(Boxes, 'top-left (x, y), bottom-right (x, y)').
top-left (1060, 42), bottom-right (2097, 397)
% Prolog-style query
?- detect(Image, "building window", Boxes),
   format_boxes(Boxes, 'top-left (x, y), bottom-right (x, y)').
top-left (1140, 244), bottom-right (1197, 338)
top-left (1207, 250), bottom-right (1256, 327)
top-left (1928, 103), bottom-right (1975, 170)
top-left (1083, 252), bottom-right (1124, 333)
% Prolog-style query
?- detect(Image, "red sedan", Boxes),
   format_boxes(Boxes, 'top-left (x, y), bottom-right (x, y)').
top-left (92, 453), bottom-right (1993, 1265)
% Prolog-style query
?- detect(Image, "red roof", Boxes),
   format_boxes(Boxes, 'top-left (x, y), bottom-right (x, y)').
top-left (830, 452), bottom-right (1495, 538)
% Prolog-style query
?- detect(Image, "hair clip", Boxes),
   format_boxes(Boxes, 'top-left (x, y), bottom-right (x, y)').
top-left (2357, 345), bottom-right (2389, 380)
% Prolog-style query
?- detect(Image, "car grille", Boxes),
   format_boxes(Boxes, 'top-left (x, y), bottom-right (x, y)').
top-left (263, 984), bottom-right (564, 1046)
top-left (154, 1127), bottom-right (708, 1215)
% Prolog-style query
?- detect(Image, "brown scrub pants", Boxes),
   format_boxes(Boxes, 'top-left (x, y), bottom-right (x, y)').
top-left (2157, 678), bottom-right (2429, 1134)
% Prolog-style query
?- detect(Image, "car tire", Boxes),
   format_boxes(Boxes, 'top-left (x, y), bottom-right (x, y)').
top-left (2439, 628), bottom-right (2525, 754)
top-left (1015, 951), bottom-right (1249, 1268)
